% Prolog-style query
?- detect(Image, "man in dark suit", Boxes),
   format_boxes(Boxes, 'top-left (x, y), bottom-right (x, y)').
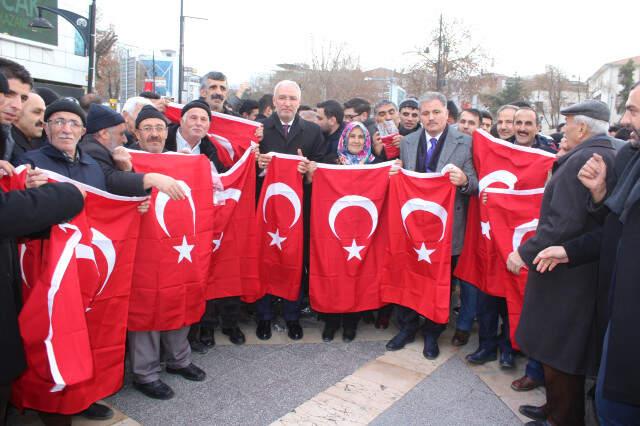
top-left (388, 91), bottom-right (478, 359)
top-left (255, 80), bottom-right (326, 341)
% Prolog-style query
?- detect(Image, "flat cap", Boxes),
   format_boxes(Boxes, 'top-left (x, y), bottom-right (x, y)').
top-left (44, 98), bottom-right (87, 127)
top-left (560, 99), bottom-right (610, 122)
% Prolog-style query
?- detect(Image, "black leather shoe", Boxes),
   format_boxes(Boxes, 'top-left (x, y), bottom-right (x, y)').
top-left (256, 320), bottom-right (272, 340)
top-left (166, 363), bottom-right (206, 381)
top-left (189, 339), bottom-right (209, 355)
top-left (199, 327), bottom-right (215, 347)
top-left (499, 350), bottom-right (515, 369)
top-left (286, 320), bottom-right (303, 340)
top-left (519, 405), bottom-right (547, 422)
top-left (79, 403), bottom-right (114, 420)
top-left (222, 327), bottom-right (246, 345)
top-left (133, 380), bottom-right (174, 400)
top-left (385, 331), bottom-right (415, 351)
top-left (423, 335), bottom-right (440, 359)
top-left (322, 325), bottom-right (336, 342)
top-left (342, 328), bottom-right (356, 343)
top-left (465, 347), bottom-right (497, 365)
top-left (451, 329), bottom-right (470, 346)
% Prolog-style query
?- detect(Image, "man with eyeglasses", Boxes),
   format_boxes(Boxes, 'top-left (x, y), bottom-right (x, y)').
top-left (81, 104), bottom-right (185, 200)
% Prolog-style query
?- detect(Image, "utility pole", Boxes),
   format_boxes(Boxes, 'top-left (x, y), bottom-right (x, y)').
top-left (178, 0), bottom-right (184, 102)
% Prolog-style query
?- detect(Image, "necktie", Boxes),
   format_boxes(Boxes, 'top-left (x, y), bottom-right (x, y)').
top-left (282, 124), bottom-right (290, 138)
top-left (425, 137), bottom-right (438, 172)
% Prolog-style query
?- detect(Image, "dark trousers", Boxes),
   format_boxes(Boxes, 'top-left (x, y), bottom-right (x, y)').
top-left (0, 384), bottom-right (9, 426)
top-left (543, 363), bottom-right (585, 426)
top-left (200, 296), bottom-right (241, 329)
top-left (324, 313), bottom-right (361, 331)
top-left (256, 291), bottom-right (303, 321)
top-left (396, 305), bottom-right (446, 338)
top-left (476, 291), bottom-right (513, 354)
top-left (526, 358), bottom-right (545, 383)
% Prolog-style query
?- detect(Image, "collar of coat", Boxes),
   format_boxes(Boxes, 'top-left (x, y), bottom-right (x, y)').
top-left (41, 142), bottom-right (92, 165)
top-left (555, 133), bottom-right (614, 169)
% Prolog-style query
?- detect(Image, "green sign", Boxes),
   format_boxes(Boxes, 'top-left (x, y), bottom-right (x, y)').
top-left (0, 0), bottom-right (59, 46)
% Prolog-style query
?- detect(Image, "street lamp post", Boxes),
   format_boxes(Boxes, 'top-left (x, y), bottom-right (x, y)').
top-left (177, 0), bottom-right (207, 103)
top-left (29, 0), bottom-right (97, 93)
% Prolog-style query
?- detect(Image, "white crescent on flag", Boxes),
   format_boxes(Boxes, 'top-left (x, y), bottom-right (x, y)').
top-left (214, 187), bottom-right (241, 205)
top-left (262, 182), bottom-right (301, 228)
top-left (400, 198), bottom-right (448, 242)
top-left (512, 219), bottom-right (539, 251)
top-left (328, 195), bottom-right (379, 239)
top-left (479, 170), bottom-right (518, 193)
top-left (154, 180), bottom-right (196, 237)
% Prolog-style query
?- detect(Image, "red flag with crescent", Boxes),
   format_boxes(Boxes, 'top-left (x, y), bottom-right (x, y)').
top-left (381, 169), bottom-right (456, 323)
top-left (484, 187), bottom-right (544, 351)
top-left (309, 162), bottom-right (393, 313)
top-left (128, 151), bottom-right (214, 331)
top-left (207, 146), bottom-right (260, 299)
top-left (454, 130), bottom-right (555, 297)
top-left (12, 173), bottom-right (142, 414)
top-left (165, 102), bottom-right (261, 168)
top-left (251, 153), bottom-right (305, 302)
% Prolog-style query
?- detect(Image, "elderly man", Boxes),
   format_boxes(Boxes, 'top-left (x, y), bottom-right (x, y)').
top-left (82, 103), bottom-right (185, 200)
top-left (495, 105), bottom-right (517, 140)
top-left (457, 108), bottom-right (481, 136)
top-left (10, 92), bottom-right (46, 160)
top-left (121, 96), bottom-right (153, 148)
top-left (389, 91), bottom-right (478, 359)
top-left (256, 80), bottom-right (326, 341)
top-left (506, 100), bottom-right (617, 426)
top-left (125, 104), bottom-right (206, 401)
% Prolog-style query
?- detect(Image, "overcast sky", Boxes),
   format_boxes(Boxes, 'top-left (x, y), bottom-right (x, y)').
top-left (99, 0), bottom-right (639, 88)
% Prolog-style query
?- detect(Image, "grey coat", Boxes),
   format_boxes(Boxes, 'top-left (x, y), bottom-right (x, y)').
top-left (516, 134), bottom-right (617, 376)
top-left (400, 126), bottom-right (478, 255)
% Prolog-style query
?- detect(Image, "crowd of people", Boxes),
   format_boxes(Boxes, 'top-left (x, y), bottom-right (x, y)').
top-left (1, 54), bottom-right (639, 426)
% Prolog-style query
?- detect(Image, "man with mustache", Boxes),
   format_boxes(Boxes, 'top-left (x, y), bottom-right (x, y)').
top-left (509, 107), bottom-right (556, 153)
top-left (82, 103), bottom-right (185, 199)
top-left (10, 92), bottom-right (46, 160)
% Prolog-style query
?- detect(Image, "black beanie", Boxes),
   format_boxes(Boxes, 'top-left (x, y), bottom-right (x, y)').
top-left (86, 103), bottom-right (125, 133)
top-left (44, 98), bottom-right (87, 127)
top-left (0, 73), bottom-right (8, 95)
top-left (136, 105), bottom-right (168, 128)
top-left (181, 99), bottom-right (211, 118)
top-left (35, 87), bottom-right (60, 106)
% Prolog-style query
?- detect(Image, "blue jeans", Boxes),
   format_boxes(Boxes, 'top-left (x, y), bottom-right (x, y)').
top-left (596, 325), bottom-right (640, 425)
top-left (256, 292), bottom-right (302, 321)
top-left (526, 358), bottom-right (545, 383)
top-left (476, 291), bottom-right (512, 353)
top-left (455, 279), bottom-right (478, 332)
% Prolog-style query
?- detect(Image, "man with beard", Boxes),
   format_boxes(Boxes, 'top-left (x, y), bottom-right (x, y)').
top-left (398, 98), bottom-right (421, 135)
top-left (316, 100), bottom-right (345, 160)
top-left (510, 107), bottom-right (556, 153)
top-left (10, 92), bottom-right (46, 160)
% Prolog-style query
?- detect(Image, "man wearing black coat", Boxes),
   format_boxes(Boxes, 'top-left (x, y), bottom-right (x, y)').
top-left (255, 80), bottom-right (327, 341)
top-left (507, 100), bottom-right (617, 426)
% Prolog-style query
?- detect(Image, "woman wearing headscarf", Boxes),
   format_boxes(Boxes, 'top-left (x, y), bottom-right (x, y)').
top-left (306, 122), bottom-right (400, 342)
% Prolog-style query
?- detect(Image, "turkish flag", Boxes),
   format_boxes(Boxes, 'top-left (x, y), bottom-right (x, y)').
top-left (454, 130), bottom-right (555, 296)
top-left (13, 173), bottom-right (143, 414)
top-left (252, 153), bottom-right (305, 302)
top-left (309, 162), bottom-right (392, 313)
top-left (0, 164), bottom-right (27, 191)
top-left (207, 146), bottom-right (260, 299)
top-left (381, 169), bottom-right (456, 324)
top-left (484, 188), bottom-right (544, 351)
top-left (128, 151), bottom-right (214, 331)
top-left (165, 102), bottom-right (261, 168)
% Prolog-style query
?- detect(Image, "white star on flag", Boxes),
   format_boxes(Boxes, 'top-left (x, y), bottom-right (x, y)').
top-left (343, 239), bottom-right (365, 261)
top-left (267, 229), bottom-right (287, 250)
top-left (212, 232), bottom-right (223, 252)
top-left (414, 242), bottom-right (436, 263)
top-left (173, 235), bottom-right (195, 263)
top-left (481, 221), bottom-right (491, 240)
